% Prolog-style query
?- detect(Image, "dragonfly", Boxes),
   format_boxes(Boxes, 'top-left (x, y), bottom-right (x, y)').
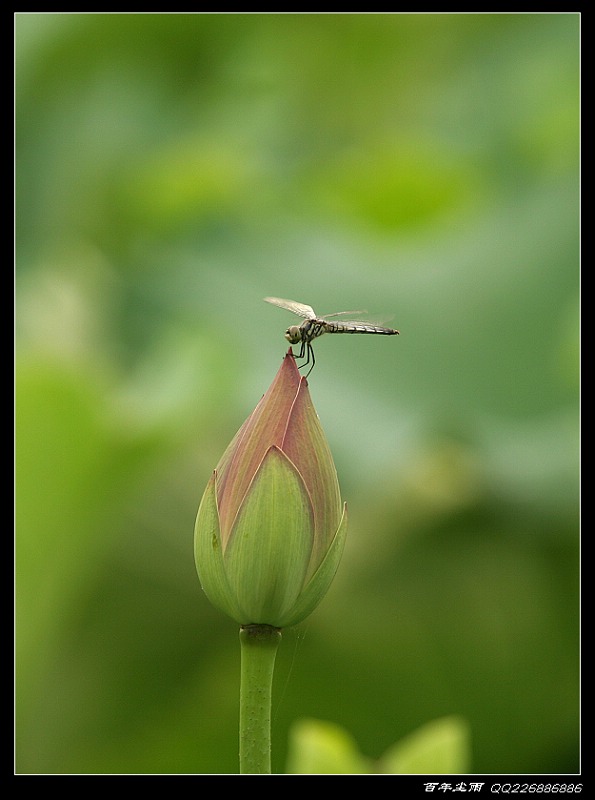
top-left (264, 296), bottom-right (399, 375)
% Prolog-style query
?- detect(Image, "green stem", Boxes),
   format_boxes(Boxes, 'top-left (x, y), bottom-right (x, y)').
top-left (239, 624), bottom-right (282, 774)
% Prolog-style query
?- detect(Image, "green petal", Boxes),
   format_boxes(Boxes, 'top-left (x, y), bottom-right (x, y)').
top-left (224, 446), bottom-right (315, 626)
top-left (194, 471), bottom-right (243, 622)
top-left (278, 502), bottom-right (348, 628)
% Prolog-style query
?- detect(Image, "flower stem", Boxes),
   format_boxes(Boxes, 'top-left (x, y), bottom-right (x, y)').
top-left (239, 624), bottom-right (282, 774)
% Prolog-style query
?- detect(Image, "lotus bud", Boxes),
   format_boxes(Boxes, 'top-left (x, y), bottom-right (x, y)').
top-left (194, 351), bottom-right (347, 628)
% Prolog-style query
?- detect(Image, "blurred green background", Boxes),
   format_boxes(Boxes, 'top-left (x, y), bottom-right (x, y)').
top-left (15, 13), bottom-right (579, 774)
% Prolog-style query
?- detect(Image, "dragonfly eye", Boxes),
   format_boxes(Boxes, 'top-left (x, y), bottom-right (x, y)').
top-left (285, 326), bottom-right (302, 344)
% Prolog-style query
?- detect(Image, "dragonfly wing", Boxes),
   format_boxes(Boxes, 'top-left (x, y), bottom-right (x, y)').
top-left (264, 297), bottom-right (316, 319)
top-left (320, 309), bottom-right (367, 318)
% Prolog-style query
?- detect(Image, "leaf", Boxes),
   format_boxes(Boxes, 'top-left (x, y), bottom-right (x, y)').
top-left (377, 716), bottom-right (471, 774)
top-left (286, 718), bottom-right (371, 774)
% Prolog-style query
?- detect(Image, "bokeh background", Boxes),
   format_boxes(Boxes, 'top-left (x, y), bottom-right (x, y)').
top-left (15, 13), bottom-right (579, 774)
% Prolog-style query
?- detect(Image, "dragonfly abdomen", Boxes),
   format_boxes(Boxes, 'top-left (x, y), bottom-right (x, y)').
top-left (322, 321), bottom-right (399, 335)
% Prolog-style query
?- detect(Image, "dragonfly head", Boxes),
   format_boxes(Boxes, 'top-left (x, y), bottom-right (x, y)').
top-left (285, 326), bottom-right (302, 344)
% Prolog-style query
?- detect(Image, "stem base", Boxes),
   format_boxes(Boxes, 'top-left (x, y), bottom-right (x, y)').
top-left (239, 624), bottom-right (282, 774)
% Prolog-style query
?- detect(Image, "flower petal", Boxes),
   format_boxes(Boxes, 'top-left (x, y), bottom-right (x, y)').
top-left (279, 503), bottom-right (348, 628)
top-left (224, 445), bottom-right (315, 626)
top-left (194, 471), bottom-right (244, 622)
top-left (282, 379), bottom-right (342, 577)
top-left (216, 354), bottom-right (302, 546)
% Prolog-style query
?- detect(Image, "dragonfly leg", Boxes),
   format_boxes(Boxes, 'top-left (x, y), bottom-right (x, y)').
top-left (292, 339), bottom-right (315, 376)
top-left (303, 343), bottom-right (315, 377)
